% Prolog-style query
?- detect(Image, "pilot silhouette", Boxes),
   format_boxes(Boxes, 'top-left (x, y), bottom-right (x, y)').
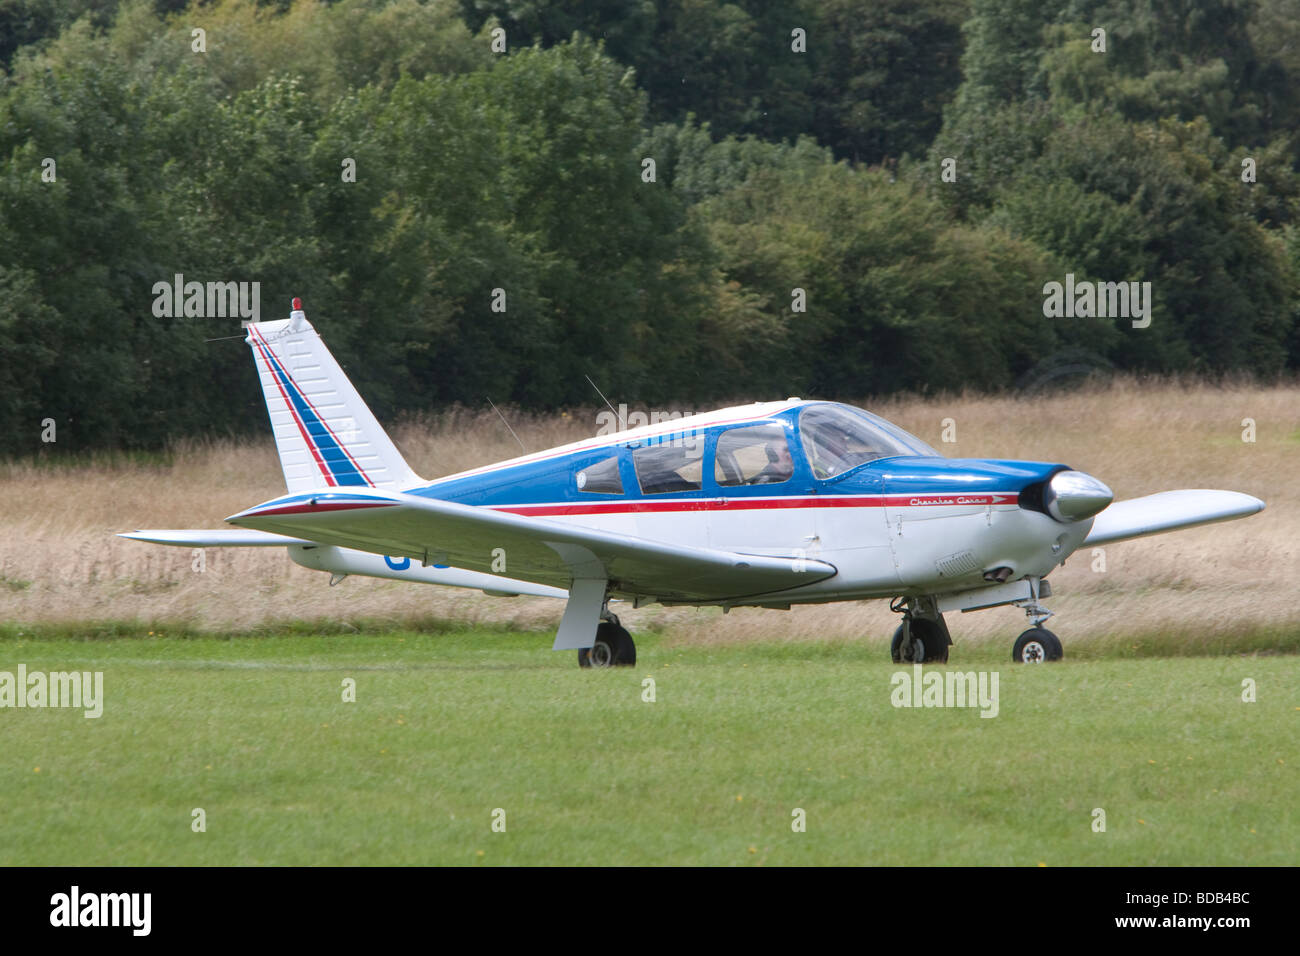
top-left (753, 442), bottom-right (794, 483)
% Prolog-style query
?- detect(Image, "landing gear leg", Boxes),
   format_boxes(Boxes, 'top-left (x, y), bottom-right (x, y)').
top-left (554, 577), bottom-right (633, 667)
top-left (1011, 577), bottom-right (1063, 663)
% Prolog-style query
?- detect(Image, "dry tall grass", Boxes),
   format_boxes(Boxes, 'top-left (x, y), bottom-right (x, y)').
top-left (1, 379), bottom-right (1295, 653)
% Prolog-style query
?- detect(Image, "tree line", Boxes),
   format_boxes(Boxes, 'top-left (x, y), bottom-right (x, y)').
top-left (1, 0), bottom-right (1297, 455)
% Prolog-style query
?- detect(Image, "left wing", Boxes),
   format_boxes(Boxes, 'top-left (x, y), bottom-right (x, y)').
top-left (1084, 490), bottom-right (1264, 546)
top-left (227, 489), bottom-right (837, 602)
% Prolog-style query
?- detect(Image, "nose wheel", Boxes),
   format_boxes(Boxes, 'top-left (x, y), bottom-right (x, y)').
top-left (1009, 577), bottom-right (1063, 662)
top-left (1012, 627), bottom-right (1063, 663)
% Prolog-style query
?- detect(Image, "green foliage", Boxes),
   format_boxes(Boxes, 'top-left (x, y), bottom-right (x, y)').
top-left (463, 0), bottom-right (969, 167)
top-left (639, 117), bottom-right (835, 205)
top-left (953, 0), bottom-right (1053, 111)
top-left (929, 0), bottom-right (1300, 383)
top-left (0, 35), bottom-right (161, 448)
top-left (697, 164), bottom-right (1100, 395)
top-left (364, 37), bottom-right (711, 406)
top-left (805, 0), bottom-right (968, 163)
top-left (0, 0), bottom-right (1297, 456)
top-left (0, 0), bottom-right (120, 65)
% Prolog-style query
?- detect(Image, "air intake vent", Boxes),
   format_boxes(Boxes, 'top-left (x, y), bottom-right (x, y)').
top-left (936, 550), bottom-right (980, 577)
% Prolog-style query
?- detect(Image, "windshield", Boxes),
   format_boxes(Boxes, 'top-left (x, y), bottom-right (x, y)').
top-left (799, 404), bottom-right (938, 479)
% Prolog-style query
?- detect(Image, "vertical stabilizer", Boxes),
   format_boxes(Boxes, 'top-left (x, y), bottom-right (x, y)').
top-left (245, 299), bottom-right (420, 493)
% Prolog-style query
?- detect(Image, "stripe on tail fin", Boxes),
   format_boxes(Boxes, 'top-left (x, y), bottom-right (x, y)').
top-left (246, 300), bottom-right (420, 493)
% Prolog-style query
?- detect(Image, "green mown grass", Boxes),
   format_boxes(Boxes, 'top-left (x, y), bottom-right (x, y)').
top-left (0, 629), bottom-right (1294, 865)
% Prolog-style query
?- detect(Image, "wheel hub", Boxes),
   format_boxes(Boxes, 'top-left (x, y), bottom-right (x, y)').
top-left (1021, 640), bottom-right (1045, 663)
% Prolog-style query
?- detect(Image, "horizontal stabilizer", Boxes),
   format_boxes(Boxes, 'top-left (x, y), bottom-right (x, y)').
top-left (1084, 490), bottom-right (1264, 546)
top-left (119, 529), bottom-right (313, 547)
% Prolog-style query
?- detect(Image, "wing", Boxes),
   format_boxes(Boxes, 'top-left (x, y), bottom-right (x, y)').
top-left (226, 489), bottom-right (837, 602)
top-left (1083, 490), bottom-right (1264, 546)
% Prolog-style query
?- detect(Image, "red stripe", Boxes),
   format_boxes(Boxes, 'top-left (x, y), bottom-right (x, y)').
top-left (492, 493), bottom-right (1018, 517)
top-left (248, 493), bottom-right (1018, 520)
top-left (251, 328), bottom-right (336, 487)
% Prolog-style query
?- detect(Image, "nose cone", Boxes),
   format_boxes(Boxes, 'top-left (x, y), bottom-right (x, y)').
top-left (1046, 470), bottom-right (1113, 522)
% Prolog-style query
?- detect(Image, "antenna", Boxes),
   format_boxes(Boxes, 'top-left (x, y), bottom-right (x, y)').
top-left (584, 374), bottom-right (624, 431)
top-left (486, 397), bottom-right (525, 454)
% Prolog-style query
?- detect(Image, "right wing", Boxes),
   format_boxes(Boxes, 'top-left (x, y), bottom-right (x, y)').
top-left (1084, 490), bottom-right (1264, 546)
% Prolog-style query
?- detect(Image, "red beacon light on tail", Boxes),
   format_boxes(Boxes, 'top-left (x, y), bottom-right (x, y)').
top-left (286, 296), bottom-right (307, 329)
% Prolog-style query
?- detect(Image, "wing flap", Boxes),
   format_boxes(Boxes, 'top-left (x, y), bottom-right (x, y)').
top-left (227, 489), bottom-right (836, 601)
top-left (1083, 490), bottom-right (1264, 546)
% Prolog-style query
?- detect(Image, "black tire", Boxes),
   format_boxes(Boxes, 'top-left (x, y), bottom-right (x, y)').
top-left (577, 622), bottom-right (636, 668)
top-left (1012, 627), bottom-right (1063, 663)
top-left (890, 618), bottom-right (949, 664)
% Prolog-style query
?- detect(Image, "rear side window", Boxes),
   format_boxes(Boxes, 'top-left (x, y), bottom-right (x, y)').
top-left (576, 456), bottom-right (623, 494)
top-left (632, 436), bottom-right (704, 494)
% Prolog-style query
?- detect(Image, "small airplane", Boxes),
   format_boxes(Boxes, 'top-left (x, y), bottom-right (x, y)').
top-left (123, 299), bottom-right (1266, 665)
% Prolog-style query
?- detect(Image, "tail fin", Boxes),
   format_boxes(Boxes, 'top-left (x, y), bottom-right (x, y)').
top-left (246, 299), bottom-right (421, 493)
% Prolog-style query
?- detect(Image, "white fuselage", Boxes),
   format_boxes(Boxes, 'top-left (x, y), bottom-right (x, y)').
top-left (299, 495), bottom-right (1091, 606)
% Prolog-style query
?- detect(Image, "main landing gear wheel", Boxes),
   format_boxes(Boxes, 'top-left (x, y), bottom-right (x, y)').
top-left (578, 622), bottom-right (636, 668)
top-left (1012, 627), bottom-right (1063, 663)
top-left (890, 618), bottom-right (949, 664)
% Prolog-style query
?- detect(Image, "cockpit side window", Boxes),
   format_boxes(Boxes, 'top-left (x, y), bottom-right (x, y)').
top-left (715, 424), bottom-right (793, 486)
top-left (575, 456), bottom-right (623, 494)
top-left (799, 404), bottom-right (932, 479)
top-left (632, 434), bottom-right (705, 494)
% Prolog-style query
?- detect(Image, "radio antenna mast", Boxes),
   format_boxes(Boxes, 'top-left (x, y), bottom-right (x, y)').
top-left (486, 397), bottom-right (525, 454)
top-left (584, 374), bottom-right (624, 431)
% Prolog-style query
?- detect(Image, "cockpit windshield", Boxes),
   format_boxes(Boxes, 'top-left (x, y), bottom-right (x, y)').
top-left (799, 403), bottom-right (938, 479)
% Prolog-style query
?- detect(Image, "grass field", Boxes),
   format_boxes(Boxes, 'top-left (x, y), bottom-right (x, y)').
top-left (1, 628), bottom-right (1294, 866)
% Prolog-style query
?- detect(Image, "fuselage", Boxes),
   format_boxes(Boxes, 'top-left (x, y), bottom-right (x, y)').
top-left (390, 400), bottom-right (1092, 605)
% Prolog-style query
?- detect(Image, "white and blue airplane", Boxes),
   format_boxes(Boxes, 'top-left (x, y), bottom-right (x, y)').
top-left (123, 299), bottom-right (1265, 665)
